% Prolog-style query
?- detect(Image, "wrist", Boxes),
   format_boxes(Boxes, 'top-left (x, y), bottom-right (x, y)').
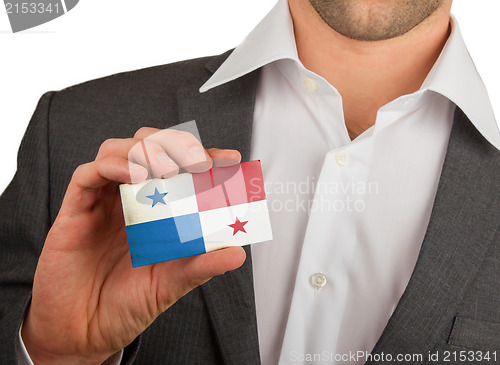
top-left (21, 310), bottom-right (109, 365)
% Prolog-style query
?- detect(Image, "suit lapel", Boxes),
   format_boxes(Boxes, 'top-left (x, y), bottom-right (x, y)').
top-left (176, 55), bottom-right (261, 364)
top-left (368, 108), bottom-right (500, 363)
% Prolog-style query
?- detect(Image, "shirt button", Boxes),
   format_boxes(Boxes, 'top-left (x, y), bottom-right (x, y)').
top-left (335, 150), bottom-right (349, 166)
top-left (311, 273), bottom-right (327, 289)
top-left (302, 78), bottom-right (317, 92)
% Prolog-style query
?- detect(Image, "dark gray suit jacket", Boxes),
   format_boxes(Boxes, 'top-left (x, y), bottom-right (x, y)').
top-left (1, 51), bottom-right (499, 364)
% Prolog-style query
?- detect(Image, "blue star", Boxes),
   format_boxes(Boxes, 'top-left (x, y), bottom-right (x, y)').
top-left (146, 188), bottom-right (168, 207)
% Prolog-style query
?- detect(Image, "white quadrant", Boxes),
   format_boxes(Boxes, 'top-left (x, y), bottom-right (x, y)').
top-left (199, 200), bottom-right (273, 252)
top-left (120, 174), bottom-right (198, 226)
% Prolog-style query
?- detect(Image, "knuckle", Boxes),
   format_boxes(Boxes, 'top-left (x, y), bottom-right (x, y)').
top-left (134, 127), bottom-right (157, 139)
top-left (97, 138), bottom-right (118, 157)
top-left (129, 138), bottom-right (144, 153)
top-left (134, 127), bottom-right (148, 139)
top-left (169, 131), bottom-right (203, 150)
top-left (175, 130), bottom-right (198, 143)
top-left (162, 129), bottom-right (194, 141)
top-left (72, 162), bottom-right (89, 180)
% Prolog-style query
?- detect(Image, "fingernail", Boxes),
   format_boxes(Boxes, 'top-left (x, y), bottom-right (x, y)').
top-left (188, 146), bottom-right (207, 162)
top-left (212, 157), bottom-right (240, 167)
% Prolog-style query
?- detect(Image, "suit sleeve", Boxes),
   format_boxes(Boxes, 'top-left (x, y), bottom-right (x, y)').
top-left (0, 92), bottom-right (55, 364)
top-left (0, 92), bottom-right (140, 364)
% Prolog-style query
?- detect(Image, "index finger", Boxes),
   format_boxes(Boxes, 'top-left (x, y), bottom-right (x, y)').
top-left (134, 127), bottom-right (211, 173)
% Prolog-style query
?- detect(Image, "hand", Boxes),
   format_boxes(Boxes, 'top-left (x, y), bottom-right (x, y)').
top-left (21, 127), bottom-right (246, 364)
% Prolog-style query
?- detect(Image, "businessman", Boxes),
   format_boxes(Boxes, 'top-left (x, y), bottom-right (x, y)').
top-left (1, 0), bottom-right (499, 364)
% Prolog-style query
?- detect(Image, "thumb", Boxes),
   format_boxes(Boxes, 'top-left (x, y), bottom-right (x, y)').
top-left (182, 246), bottom-right (247, 287)
top-left (154, 247), bottom-right (247, 312)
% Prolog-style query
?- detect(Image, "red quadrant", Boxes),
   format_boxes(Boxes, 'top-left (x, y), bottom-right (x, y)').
top-left (192, 160), bottom-right (266, 212)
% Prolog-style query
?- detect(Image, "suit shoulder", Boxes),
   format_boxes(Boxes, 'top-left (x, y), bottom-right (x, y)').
top-left (52, 51), bottom-right (231, 105)
top-left (41, 52), bottom-right (232, 155)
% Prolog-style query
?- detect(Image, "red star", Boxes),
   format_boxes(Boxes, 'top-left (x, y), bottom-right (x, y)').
top-left (228, 217), bottom-right (248, 236)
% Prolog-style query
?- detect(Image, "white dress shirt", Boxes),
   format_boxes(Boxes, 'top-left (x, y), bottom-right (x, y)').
top-left (201, 0), bottom-right (499, 364)
top-left (18, 0), bottom-right (499, 364)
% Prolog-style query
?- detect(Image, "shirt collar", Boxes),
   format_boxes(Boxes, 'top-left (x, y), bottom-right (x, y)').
top-left (199, 0), bottom-right (297, 92)
top-left (421, 16), bottom-right (499, 149)
top-left (200, 0), bottom-right (499, 150)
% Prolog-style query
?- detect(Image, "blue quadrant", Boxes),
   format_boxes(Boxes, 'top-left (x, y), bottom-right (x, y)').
top-left (126, 213), bottom-right (206, 267)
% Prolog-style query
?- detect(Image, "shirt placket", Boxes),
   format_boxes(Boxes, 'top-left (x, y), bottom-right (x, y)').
top-left (278, 71), bottom-right (375, 363)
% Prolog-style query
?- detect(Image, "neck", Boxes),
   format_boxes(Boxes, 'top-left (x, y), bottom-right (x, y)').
top-left (288, 0), bottom-right (452, 140)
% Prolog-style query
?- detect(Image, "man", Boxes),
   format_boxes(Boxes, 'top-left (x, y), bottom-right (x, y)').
top-left (1, 0), bottom-right (499, 364)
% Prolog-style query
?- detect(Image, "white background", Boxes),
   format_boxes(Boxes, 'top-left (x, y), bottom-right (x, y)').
top-left (0, 0), bottom-right (499, 194)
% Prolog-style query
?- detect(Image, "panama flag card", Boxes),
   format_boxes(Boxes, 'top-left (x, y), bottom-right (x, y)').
top-left (119, 160), bottom-right (273, 267)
